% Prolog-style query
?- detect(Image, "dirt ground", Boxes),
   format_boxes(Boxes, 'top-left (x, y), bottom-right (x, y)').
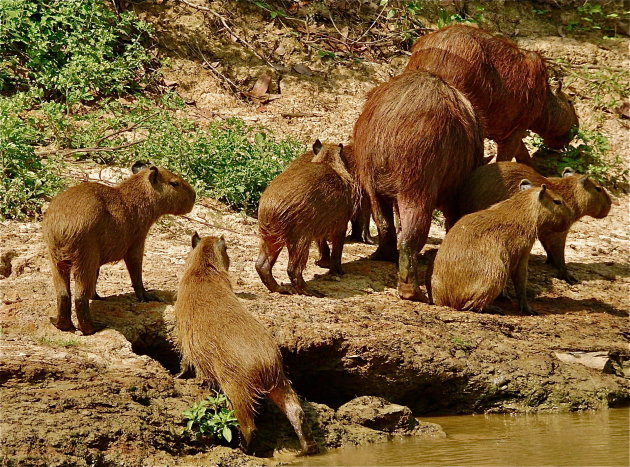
top-left (1, 1), bottom-right (629, 465)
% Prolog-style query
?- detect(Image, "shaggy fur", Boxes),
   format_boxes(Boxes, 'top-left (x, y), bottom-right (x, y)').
top-left (256, 142), bottom-right (357, 296)
top-left (406, 25), bottom-right (578, 163)
top-left (352, 70), bottom-right (485, 301)
top-left (42, 164), bottom-right (196, 335)
top-left (175, 235), bottom-right (317, 455)
top-left (430, 184), bottom-right (573, 314)
top-left (456, 162), bottom-right (613, 283)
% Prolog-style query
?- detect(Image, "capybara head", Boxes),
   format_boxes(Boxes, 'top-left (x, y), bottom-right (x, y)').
top-left (190, 232), bottom-right (230, 271)
top-left (561, 167), bottom-right (612, 219)
top-left (532, 81), bottom-right (579, 149)
top-left (131, 162), bottom-right (196, 215)
top-left (520, 179), bottom-right (573, 232)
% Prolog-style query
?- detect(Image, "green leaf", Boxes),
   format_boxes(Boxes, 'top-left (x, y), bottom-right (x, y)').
top-left (222, 426), bottom-right (232, 442)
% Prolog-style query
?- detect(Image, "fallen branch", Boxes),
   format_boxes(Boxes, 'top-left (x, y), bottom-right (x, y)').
top-left (193, 43), bottom-right (247, 100)
top-left (181, 215), bottom-right (258, 237)
top-left (36, 139), bottom-right (145, 157)
top-left (281, 112), bottom-right (323, 118)
top-left (96, 111), bottom-right (158, 145)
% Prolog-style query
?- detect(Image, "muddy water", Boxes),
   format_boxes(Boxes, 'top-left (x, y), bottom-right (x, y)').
top-left (294, 408), bottom-right (629, 466)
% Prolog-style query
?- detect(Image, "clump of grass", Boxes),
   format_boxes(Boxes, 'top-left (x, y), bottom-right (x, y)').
top-left (35, 335), bottom-right (81, 348)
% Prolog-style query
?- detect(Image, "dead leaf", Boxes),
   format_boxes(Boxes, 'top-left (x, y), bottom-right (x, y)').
top-left (249, 72), bottom-right (272, 98)
top-left (292, 64), bottom-right (315, 76)
top-left (163, 79), bottom-right (178, 87)
top-left (616, 101), bottom-right (630, 119)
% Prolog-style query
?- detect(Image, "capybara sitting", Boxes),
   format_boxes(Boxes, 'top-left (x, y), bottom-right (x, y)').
top-left (175, 233), bottom-right (317, 455)
top-left (430, 181), bottom-right (573, 315)
top-left (256, 140), bottom-right (356, 297)
top-left (353, 70), bottom-right (485, 301)
top-left (42, 162), bottom-right (195, 335)
top-left (455, 162), bottom-right (613, 284)
top-left (406, 25), bottom-right (578, 163)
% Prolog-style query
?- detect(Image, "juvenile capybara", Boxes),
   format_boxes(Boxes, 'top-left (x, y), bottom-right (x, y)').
top-left (256, 140), bottom-right (356, 297)
top-left (406, 25), bottom-right (579, 163)
top-left (42, 163), bottom-right (196, 335)
top-left (430, 181), bottom-right (573, 315)
top-left (175, 233), bottom-right (317, 455)
top-left (352, 70), bottom-right (485, 301)
top-left (455, 162), bottom-right (613, 284)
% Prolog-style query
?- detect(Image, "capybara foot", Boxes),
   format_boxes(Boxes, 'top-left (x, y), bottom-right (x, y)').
top-left (483, 305), bottom-right (505, 315)
top-left (278, 284), bottom-right (297, 295)
top-left (398, 283), bottom-right (428, 302)
top-left (49, 316), bottom-right (76, 332)
top-left (301, 287), bottom-right (325, 298)
top-left (315, 258), bottom-right (331, 269)
top-left (299, 441), bottom-right (319, 456)
top-left (138, 291), bottom-right (161, 302)
top-left (519, 303), bottom-right (538, 316)
top-left (78, 322), bottom-right (97, 336)
top-left (92, 291), bottom-right (103, 300)
top-left (558, 269), bottom-right (578, 285)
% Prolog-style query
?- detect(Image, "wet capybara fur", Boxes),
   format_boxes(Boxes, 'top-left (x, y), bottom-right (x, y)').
top-left (175, 234), bottom-right (317, 455)
top-left (455, 162), bottom-right (613, 284)
top-left (429, 181), bottom-right (573, 315)
top-left (42, 163), bottom-right (195, 335)
top-left (407, 25), bottom-right (578, 163)
top-left (352, 70), bottom-right (485, 302)
top-left (256, 140), bottom-right (356, 297)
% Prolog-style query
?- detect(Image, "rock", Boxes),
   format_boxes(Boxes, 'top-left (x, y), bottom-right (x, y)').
top-left (554, 351), bottom-right (618, 373)
top-left (336, 396), bottom-right (416, 432)
top-left (0, 250), bottom-right (17, 278)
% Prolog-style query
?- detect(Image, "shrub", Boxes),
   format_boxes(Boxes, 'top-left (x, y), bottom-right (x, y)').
top-left (183, 392), bottom-right (239, 443)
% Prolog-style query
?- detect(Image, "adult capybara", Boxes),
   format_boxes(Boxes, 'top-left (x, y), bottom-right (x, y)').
top-left (430, 181), bottom-right (573, 315)
top-left (406, 25), bottom-right (578, 163)
top-left (175, 233), bottom-right (317, 455)
top-left (352, 70), bottom-right (485, 301)
top-left (455, 162), bottom-right (613, 284)
top-left (42, 162), bottom-right (195, 335)
top-left (256, 140), bottom-right (356, 297)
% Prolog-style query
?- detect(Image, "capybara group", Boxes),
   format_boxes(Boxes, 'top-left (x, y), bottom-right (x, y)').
top-left (256, 140), bottom-right (356, 296)
top-left (42, 162), bottom-right (196, 335)
top-left (429, 181), bottom-right (573, 315)
top-left (175, 233), bottom-right (317, 455)
top-left (456, 162), bottom-right (613, 284)
top-left (353, 70), bottom-right (485, 301)
top-left (407, 25), bottom-right (579, 163)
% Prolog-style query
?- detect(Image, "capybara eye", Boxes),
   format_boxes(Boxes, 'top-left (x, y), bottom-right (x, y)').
top-left (169, 181), bottom-right (180, 187)
top-left (595, 187), bottom-right (602, 192)
top-left (553, 199), bottom-right (562, 205)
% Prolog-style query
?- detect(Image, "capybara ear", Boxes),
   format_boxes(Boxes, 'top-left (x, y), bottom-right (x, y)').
top-left (191, 231), bottom-right (201, 249)
top-left (131, 161), bottom-right (148, 174)
top-left (539, 184), bottom-right (548, 199)
top-left (217, 235), bottom-right (226, 252)
top-left (578, 175), bottom-right (589, 186)
top-left (313, 139), bottom-right (323, 155)
top-left (561, 167), bottom-right (575, 177)
top-left (148, 166), bottom-right (159, 184)
top-left (519, 179), bottom-right (533, 191)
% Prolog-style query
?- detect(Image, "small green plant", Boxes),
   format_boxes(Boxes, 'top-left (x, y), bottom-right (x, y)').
top-left (451, 336), bottom-right (474, 352)
top-left (565, 1), bottom-right (630, 35)
top-left (35, 335), bottom-right (80, 348)
top-left (183, 392), bottom-right (239, 443)
top-left (436, 6), bottom-right (484, 29)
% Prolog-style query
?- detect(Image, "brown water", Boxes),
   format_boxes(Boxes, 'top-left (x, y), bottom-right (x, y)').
top-left (294, 408), bottom-right (629, 466)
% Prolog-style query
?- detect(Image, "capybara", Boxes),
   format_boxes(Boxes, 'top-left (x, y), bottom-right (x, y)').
top-left (42, 162), bottom-right (196, 335)
top-left (175, 233), bottom-right (317, 455)
top-left (455, 162), bottom-right (613, 284)
top-left (352, 70), bottom-right (485, 301)
top-left (430, 181), bottom-right (573, 315)
top-left (256, 140), bottom-right (356, 297)
top-left (406, 25), bottom-right (578, 163)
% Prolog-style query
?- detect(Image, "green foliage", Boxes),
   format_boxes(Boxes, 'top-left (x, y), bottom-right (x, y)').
top-left (0, 0), bottom-right (156, 105)
top-left (436, 5), bottom-right (484, 29)
top-left (35, 335), bottom-right (80, 348)
top-left (183, 392), bottom-right (239, 443)
top-left (562, 63), bottom-right (630, 111)
top-left (451, 336), bottom-right (474, 352)
top-left (0, 94), bottom-right (64, 219)
top-left (565, 1), bottom-right (629, 35)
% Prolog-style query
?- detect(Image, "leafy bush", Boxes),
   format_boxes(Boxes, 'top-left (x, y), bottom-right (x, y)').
top-left (0, 94), bottom-right (64, 219)
top-left (0, 0), bottom-right (156, 105)
top-left (565, 1), bottom-right (630, 36)
top-left (183, 392), bottom-right (239, 443)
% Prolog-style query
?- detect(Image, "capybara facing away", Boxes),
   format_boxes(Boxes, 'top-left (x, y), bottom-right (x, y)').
top-left (256, 140), bottom-right (356, 297)
top-left (430, 181), bottom-right (573, 315)
top-left (175, 233), bottom-right (317, 455)
top-left (406, 25), bottom-right (578, 163)
top-left (456, 162), bottom-right (613, 284)
top-left (352, 70), bottom-right (485, 301)
top-left (42, 163), bottom-right (196, 335)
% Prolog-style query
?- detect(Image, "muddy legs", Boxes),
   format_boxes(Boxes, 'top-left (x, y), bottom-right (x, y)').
top-left (369, 195), bottom-right (398, 262)
top-left (539, 229), bottom-right (576, 284)
top-left (269, 385), bottom-right (318, 456)
top-left (287, 241), bottom-right (323, 297)
top-left (124, 242), bottom-right (159, 302)
top-left (50, 260), bottom-right (75, 332)
top-left (256, 239), bottom-right (283, 293)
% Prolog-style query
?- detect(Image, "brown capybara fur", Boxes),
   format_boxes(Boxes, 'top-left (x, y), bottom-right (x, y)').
top-left (42, 163), bottom-right (196, 335)
top-left (455, 162), bottom-right (613, 284)
top-left (256, 140), bottom-right (356, 297)
top-left (406, 25), bottom-right (578, 163)
top-left (175, 234), bottom-right (317, 455)
top-left (429, 181), bottom-right (573, 315)
top-left (352, 70), bottom-right (485, 301)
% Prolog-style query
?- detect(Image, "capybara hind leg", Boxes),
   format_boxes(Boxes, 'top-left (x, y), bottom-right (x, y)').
top-left (223, 383), bottom-right (256, 450)
top-left (269, 385), bottom-right (318, 456)
top-left (73, 265), bottom-right (98, 335)
top-left (287, 241), bottom-right (322, 297)
top-left (397, 197), bottom-right (430, 302)
top-left (314, 240), bottom-right (331, 269)
top-left (370, 195), bottom-right (397, 262)
top-left (50, 261), bottom-right (75, 332)
top-left (511, 252), bottom-right (536, 316)
top-left (348, 198), bottom-right (375, 244)
top-left (539, 229), bottom-right (576, 284)
top-left (255, 239), bottom-right (283, 293)
top-left (328, 229), bottom-right (346, 276)
top-left (497, 133), bottom-right (531, 164)
top-left (92, 267), bottom-right (103, 300)
top-left (124, 242), bottom-right (159, 302)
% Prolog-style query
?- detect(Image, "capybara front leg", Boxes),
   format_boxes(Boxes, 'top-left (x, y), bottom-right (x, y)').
top-left (255, 239), bottom-right (283, 293)
top-left (124, 242), bottom-right (159, 302)
top-left (397, 197), bottom-right (430, 302)
top-left (512, 252), bottom-right (536, 315)
top-left (92, 267), bottom-right (103, 300)
top-left (328, 229), bottom-right (346, 276)
top-left (369, 195), bottom-right (397, 262)
top-left (496, 132), bottom-right (531, 164)
top-left (539, 229), bottom-right (576, 284)
top-left (73, 263), bottom-right (98, 335)
top-left (50, 260), bottom-right (75, 332)
top-left (314, 239), bottom-right (331, 269)
top-left (269, 385), bottom-right (318, 456)
top-left (287, 241), bottom-right (322, 297)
